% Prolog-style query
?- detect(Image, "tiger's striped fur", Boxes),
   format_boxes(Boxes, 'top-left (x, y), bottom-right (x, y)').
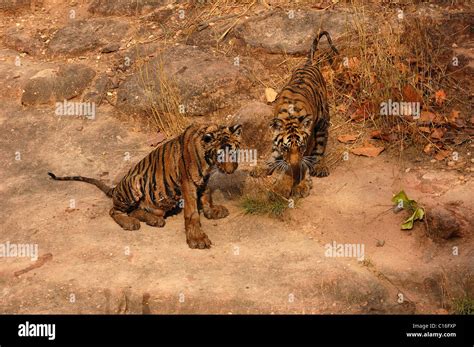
top-left (48, 123), bottom-right (242, 249)
top-left (267, 31), bottom-right (338, 198)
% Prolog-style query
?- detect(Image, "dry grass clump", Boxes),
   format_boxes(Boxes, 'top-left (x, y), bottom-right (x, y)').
top-left (138, 56), bottom-right (188, 137)
top-left (325, 4), bottom-right (465, 156)
top-left (240, 175), bottom-right (295, 218)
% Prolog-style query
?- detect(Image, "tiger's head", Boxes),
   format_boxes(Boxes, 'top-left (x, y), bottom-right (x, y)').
top-left (269, 115), bottom-right (313, 177)
top-left (201, 124), bottom-right (242, 174)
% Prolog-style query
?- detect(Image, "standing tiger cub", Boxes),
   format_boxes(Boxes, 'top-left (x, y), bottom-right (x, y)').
top-left (267, 31), bottom-right (338, 198)
top-left (48, 124), bottom-right (242, 249)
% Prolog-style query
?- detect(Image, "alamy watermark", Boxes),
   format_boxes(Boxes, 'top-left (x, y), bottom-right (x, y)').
top-left (217, 148), bottom-right (258, 166)
top-left (18, 321), bottom-right (55, 340)
top-left (380, 99), bottom-right (420, 119)
top-left (0, 241), bottom-right (38, 261)
top-left (55, 100), bottom-right (96, 120)
top-left (324, 241), bottom-right (365, 261)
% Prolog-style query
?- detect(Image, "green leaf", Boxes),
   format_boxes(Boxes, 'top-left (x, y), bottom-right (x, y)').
top-left (392, 190), bottom-right (417, 211)
top-left (401, 207), bottom-right (425, 230)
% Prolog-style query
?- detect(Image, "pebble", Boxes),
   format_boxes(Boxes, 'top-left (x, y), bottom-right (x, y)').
top-left (422, 172), bottom-right (436, 180)
top-left (430, 159), bottom-right (436, 163)
top-left (405, 168), bottom-right (411, 173)
top-left (447, 161), bottom-right (455, 167)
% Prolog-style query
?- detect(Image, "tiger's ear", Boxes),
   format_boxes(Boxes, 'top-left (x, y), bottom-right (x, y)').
top-left (270, 118), bottom-right (283, 130)
top-left (299, 115), bottom-right (313, 129)
top-left (229, 124), bottom-right (242, 137)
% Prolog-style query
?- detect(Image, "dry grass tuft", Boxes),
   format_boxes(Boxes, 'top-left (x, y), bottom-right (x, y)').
top-left (325, 4), bottom-right (465, 158)
top-left (138, 56), bottom-right (188, 137)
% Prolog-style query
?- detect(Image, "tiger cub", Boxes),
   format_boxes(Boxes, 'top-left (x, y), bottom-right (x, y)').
top-left (48, 124), bottom-right (242, 249)
top-left (267, 31), bottom-right (338, 198)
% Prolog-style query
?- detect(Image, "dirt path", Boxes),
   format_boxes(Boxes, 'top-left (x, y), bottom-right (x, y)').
top-left (1, 100), bottom-right (471, 314)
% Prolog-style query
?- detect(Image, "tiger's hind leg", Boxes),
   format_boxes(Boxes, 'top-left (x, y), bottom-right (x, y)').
top-left (310, 127), bottom-right (330, 177)
top-left (129, 209), bottom-right (165, 227)
top-left (110, 208), bottom-right (141, 230)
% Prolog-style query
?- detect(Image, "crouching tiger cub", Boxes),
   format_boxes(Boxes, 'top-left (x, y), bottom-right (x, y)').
top-left (48, 124), bottom-right (242, 249)
top-left (267, 31), bottom-right (338, 199)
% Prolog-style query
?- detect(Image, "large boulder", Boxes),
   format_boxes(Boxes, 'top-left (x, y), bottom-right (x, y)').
top-left (234, 9), bottom-right (366, 55)
top-left (21, 64), bottom-right (96, 105)
top-left (3, 28), bottom-right (44, 55)
top-left (47, 19), bottom-right (129, 57)
top-left (116, 44), bottom-right (251, 116)
top-left (228, 101), bottom-right (273, 160)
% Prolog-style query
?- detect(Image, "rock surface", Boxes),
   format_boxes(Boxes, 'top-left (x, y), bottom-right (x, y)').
top-left (82, 74), bottom-right (111, 106)
top-left (47, 19), bottom-right (129, 56)
top-left (426, 204), bottom-right (466, 240)
top-left (88, 0), bottom-right (174, 16)
top-left (3, 28), bottom-right (43, 55)
top-left (234, 9), bottom-right (364, 54)
top-left (229, 101), bottom-right (274, 160)
top-left (21, 64), bottom-right (96, 105)
top-left (116, 44), bottom-right (251, 116)
top-left (0, 0), bottom-right (32, 12)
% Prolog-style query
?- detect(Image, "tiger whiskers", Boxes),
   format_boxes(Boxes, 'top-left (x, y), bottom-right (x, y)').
top-left (267, 159), bottom-right (289, 175)
top-left (302, 155), bottom-right (318, 172)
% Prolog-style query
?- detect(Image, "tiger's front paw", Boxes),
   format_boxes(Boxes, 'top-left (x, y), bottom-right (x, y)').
top-left (187, 232), bottom-right (212, 249)
top-left (185, 221), bottom-right (212, 249)
top-left (122, 219), bottom-right (141, 231)
top-left (146, 215), bottom-right (166, 227)
top-left (292, 180), bottom-right (311, 198)
top-left (272, 178), bottom-right (293, 199)
top-left (311, 164), bottom-right (329, 177)
top-left (203, 205), bottom-right (229, 219)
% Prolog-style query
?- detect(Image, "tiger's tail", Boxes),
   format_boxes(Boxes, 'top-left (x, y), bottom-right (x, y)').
top-left (48, 172), bottom-right (114, 197)
top-left (307, 30), bottom-right (339, 65)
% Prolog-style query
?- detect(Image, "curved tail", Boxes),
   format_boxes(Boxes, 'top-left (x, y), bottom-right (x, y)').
top-left (307, 30), bottom-right (339, 65)
top-left (48, 172), bottom-right (114, 197)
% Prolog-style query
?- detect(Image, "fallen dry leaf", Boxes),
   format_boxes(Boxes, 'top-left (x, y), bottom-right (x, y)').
top-left (350, 102), bottom-right (376, 122)
top-left (370, 130), bottom-right (382, 138)
top-left (418, 111), bottom-right (445, 125)
top-left (337, 134), bottom-right (358, 143)
top-left (434, 150), bottom-right (450, 161)
top-left (419, 111), bottom-right (436, 122)
top-left (350, 142), bottom-right (385, 157)
top-left (434, 89), bottom-right (447, 105)
top-left (265, 88), bottom-right (277, 103)
top-left (430, 128), bottom-right (446, 140)
top-left (418, 126), bottom-right (431, 133)
top-left (370, 130), bottom-right (398, 142)
top-left (448, 110), bottom-right (464, 129)
top-left (402, 85), bottom-right (423, 103)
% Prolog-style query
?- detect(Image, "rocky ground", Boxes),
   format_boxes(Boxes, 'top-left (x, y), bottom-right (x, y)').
top-left (0, 0), bottom-right (472, 314)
